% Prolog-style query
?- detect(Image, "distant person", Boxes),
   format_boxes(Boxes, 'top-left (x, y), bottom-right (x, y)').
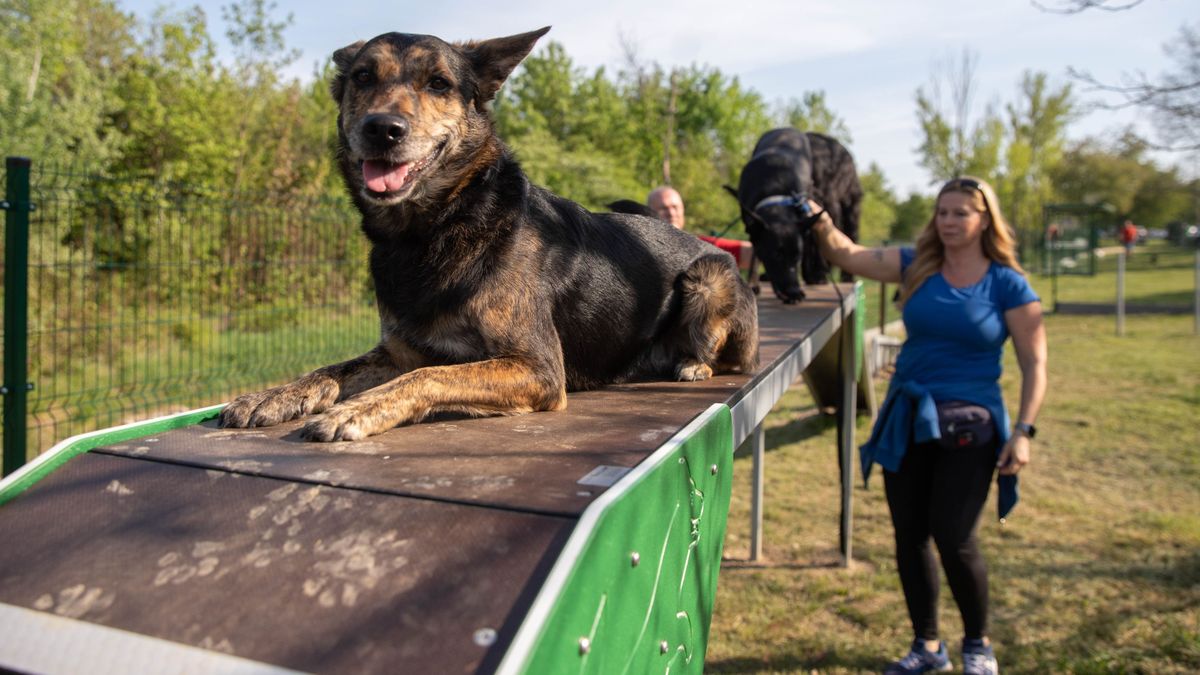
top-left (646, 186), bottom-right (754, 271)
top-left (808, 176), bottom-right (1047, 675)
top-left (647, 186), bottom-right (686, 230)
top-left (1120, 219), bottom-right (1138, 255)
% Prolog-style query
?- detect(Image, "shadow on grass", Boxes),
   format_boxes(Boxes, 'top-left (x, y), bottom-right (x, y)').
top-left (705, 647), bottom-right (883, 673)
top-left (991, 549), bottom-right (1200, 670)
top-left (733, 407), bottom-right (837, 459)
top-left (1007, 547), bottom-right (1200, 591)
top-left (720, 558), bottom-right (846, 571)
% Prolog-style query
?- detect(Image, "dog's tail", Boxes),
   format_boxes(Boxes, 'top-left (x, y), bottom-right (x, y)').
top-left (679, 254), bottom-right (760, 373)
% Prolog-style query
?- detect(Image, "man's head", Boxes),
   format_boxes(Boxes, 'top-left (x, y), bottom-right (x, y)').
top-left (647, 186), bottom-right (685, 229)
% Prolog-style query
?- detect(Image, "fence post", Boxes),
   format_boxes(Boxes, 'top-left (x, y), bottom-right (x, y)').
top-left (2, 157), bottom-right (32, 476)
top-left (1194, 248), bottom-right (1199, 336)
top-left (878, 281), bottom-right (887, 333)
top-left (1116, 249), bottom-right (1126, 337)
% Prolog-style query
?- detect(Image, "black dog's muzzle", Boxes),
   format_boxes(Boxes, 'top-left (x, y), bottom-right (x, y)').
top-left (752, 194), bottom-right (824, 230)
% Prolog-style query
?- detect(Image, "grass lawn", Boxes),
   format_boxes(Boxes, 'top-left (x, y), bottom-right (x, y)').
top-left (707, 311), bottom-right (1199, 674)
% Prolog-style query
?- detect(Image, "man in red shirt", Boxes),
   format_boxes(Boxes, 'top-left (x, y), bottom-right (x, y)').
top-left (647, 186), bottom-right (754, 271)
top-left (1120, 219), bottom-right (1138, 255)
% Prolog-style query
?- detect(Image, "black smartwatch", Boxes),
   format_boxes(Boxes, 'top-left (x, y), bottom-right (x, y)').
top-left (1014, 422), bottom-right (1037, 439)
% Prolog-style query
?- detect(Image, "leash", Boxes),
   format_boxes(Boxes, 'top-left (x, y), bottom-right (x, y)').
top-left (724, 183), bottom-right (851, 477)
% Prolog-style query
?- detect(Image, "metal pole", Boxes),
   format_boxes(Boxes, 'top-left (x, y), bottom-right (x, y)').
top-left (1116, 249), bottom-right (1126, 337)
top-left (1194, 248), bottom-right (1199, 336)
top-left (838, 294), bottom-right (857, 567)
top-left (749, 423), bottom-right (764, 562)
top-left (3, 157), bottom-right (32, 476)
top-left (878, 281), bottom-right (886, 333)
top-left (1051, 238), bottom-right (1059, 314)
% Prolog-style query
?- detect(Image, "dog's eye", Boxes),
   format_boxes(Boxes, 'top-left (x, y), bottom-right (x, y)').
top-left (352, 69), bottom-right (375, 86)
top-left (428, 76), bottom-right (451, 93)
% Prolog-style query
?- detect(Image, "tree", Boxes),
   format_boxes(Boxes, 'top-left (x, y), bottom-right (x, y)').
top-left (913, 48), bottom-right (1004, 183)
top-left (777, 91), bottom-right (852, 144)
top-left (1050, 134), bottom-right (1145, 214)
top-left (995, 71), bottom-right (1075, 237)
top-left (495, 40), bottom-right (774, 230)
top-left (1069, 22), bottom-right (1200, 151)
top-left (1032, 0), bottom-right (1144, 13)
top-left (0, 0), bottom-right (134, 164)
top-left (1052, 133), bottom-right (1192, 227)
top-left (857, 163), bottom-right (897, 245)
top-left (891, 193), bottom-right (934, 242)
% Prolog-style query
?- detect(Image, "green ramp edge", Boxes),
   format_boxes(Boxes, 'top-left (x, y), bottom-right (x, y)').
top-left (0, 404), bottom-right (224, 507)
top-left (499, 402), bottom-right (735, 675)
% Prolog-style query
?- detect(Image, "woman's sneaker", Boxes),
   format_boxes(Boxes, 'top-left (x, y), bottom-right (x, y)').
top-left (961, 638), bottom-right (999, 675)
top-left (883, 639), bottom-right (952, 674)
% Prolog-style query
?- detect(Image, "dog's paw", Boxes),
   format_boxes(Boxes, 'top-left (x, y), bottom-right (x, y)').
top-left (219, 379), bottom-right (337, 429)
top-left (300, 400), bottom-right (400, 442)
top-left (676, 361), bottom-right (713, 382)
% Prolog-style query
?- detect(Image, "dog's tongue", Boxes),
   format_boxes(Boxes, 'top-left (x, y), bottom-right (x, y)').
top-left (362, 160), bottom-right (410, 193)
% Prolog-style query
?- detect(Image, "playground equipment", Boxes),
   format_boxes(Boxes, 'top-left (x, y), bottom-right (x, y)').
top-left (1042, 203), bottom-right (1116, 312)
top-left (0, 287), bottom-right (863, 674)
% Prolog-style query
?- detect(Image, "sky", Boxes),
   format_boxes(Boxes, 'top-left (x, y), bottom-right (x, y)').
top-left (115, 0), bottom-right (1198, 195)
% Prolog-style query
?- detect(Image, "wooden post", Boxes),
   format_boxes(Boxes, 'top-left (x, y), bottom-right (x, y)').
top-left (1117, 249), bottom-right (1126, 336)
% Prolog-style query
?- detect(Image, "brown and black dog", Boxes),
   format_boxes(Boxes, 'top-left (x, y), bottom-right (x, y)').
top-left (219, 27), bottom-right (759, 442)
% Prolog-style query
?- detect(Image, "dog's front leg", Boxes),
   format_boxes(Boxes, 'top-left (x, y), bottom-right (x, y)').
top-left (299, 357), bottom-right (566, 442)
top-left (219, 345), bottom-right (417, 429)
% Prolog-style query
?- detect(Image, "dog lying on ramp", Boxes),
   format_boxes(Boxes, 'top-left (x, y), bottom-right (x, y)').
top-left (219, 27), bottom-right (759, 441)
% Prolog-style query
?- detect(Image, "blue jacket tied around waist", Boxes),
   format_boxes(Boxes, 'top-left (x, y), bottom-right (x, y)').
top-left (860, 377), bottom-right (1018, 520)
top-left (861, 248), bottom-right (1039, 520)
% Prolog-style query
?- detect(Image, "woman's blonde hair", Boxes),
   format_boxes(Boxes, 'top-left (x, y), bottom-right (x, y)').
top-left (897, 176), bottom-right (1023, 306)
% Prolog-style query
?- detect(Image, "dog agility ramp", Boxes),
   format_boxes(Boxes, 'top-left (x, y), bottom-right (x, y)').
top-left (0, 288), bottom-right (859, 673)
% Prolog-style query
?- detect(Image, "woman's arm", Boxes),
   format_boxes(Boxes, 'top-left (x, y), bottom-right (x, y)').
top-left (997, 300), bottom-right (1048, 475)
top-left (808, 200), bottom-right (903, 283)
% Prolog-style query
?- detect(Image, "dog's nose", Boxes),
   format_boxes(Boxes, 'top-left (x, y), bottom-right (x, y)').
top-left (362, 114), bottom-right (410, 146)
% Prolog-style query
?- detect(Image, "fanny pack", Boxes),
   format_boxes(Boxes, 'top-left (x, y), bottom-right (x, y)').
top-left (936, 400), bottom-right (995, 450)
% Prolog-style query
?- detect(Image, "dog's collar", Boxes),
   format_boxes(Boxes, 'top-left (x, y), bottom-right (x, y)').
top-left (754, 195), bottom-right (805, 212)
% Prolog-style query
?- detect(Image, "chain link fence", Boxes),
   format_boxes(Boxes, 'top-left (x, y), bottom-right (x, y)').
top-left (2, 158), bottom-right (377, 470)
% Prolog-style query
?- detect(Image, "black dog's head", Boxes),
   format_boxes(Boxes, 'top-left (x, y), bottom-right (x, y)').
top-left (735, 152), bottom-right (816, 304)
top-left (329, 27), bottom-right (549, 208)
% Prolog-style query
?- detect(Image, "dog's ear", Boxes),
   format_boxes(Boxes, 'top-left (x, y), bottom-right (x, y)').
top-left (722, 185), bottom-right (740, 200)
top-left (460, 27), bottom-right (550, 110)
top-left (329, 40), bottom-right (366, 102)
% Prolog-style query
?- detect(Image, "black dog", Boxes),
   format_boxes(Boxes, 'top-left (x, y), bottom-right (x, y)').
top-left (732, 128), bottom-right (861, 303)
top-left (219, 28), bottom-right (759, 441)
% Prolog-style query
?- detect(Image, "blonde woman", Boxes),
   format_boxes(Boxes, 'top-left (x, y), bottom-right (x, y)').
top-left (809, 177), bottom-right (1046, 675)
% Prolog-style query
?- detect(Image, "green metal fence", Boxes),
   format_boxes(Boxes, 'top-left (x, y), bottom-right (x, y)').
top-left (1, 158), bottom-right (376, 473)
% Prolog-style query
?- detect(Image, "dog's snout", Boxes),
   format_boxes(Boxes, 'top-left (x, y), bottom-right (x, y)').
top-left (362, 114), bottom-right (410, 147)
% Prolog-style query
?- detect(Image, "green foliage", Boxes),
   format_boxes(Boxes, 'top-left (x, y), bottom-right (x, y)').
top-left (994, 71), bottom-right (1075, 238)
top-left (0, 0), bottom-right (134, 165)
top-left (891, 192), bottom-right (935, 242)
top-left (778, 91), bottom-right (853, 145)
top-left (1050, 132), bottom-right (1195, 227)
top-left (857, 163), bottom-right (897, 245)
top-left (495, 41), bottom-right (774, 231)
top-left (914, 58), bottom-right (1079, 252)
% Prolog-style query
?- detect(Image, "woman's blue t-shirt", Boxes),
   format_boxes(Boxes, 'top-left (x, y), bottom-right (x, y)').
top-left (860, 247), bottom-right (1039, 519)
top-left (894, 248), bottom-right (1039, 391)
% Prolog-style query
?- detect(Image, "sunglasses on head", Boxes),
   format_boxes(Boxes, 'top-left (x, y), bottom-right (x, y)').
top-left (941, 177), bottom-right (982, 193)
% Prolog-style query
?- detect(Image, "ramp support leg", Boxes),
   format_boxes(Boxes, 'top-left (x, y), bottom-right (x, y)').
top-left (749, 423), bottom-right (764, 562)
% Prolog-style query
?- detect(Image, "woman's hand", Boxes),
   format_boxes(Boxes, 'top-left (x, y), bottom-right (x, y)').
top-left (803, 199), bottom-right (902, 283)
top-left (997, 433), bottom-right (1031, 475)
top-left (806, 199), bottom-right (834, 232)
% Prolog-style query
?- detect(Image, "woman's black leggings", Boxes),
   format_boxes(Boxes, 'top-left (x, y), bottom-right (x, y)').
top-left (883, 438), bottom-right (997, 641)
